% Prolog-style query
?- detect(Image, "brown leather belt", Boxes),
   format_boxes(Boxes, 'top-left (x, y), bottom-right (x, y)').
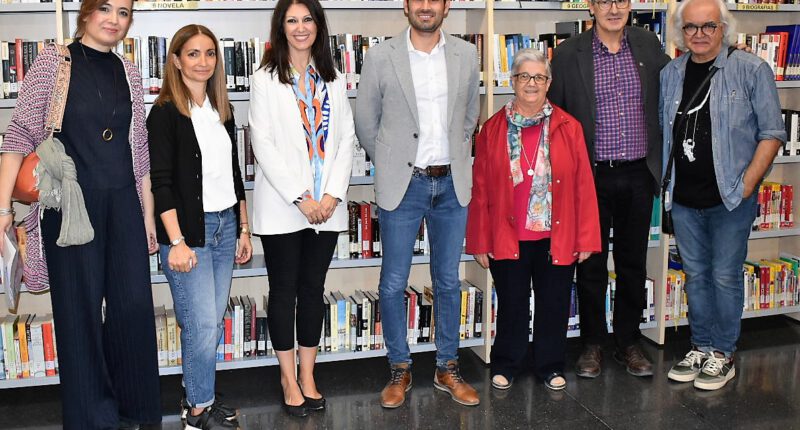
top-left (413, 165), bottom-right (451, 177)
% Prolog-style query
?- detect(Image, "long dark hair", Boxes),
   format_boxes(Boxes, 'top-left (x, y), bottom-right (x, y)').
top-left (260, 0), bottom-right (337, 84)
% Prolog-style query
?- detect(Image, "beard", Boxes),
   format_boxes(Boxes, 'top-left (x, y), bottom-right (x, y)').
top-left (408, 10), bottom-right (443, 33)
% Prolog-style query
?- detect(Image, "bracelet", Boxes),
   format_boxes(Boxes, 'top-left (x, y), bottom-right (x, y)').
top-left (0, 207), bottom-right (15, 217)
top-left (240, 224), bottom-right (252, 237)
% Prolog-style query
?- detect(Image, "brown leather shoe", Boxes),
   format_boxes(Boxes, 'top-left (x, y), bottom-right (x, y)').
top-left (576, 344), bottom-right (603, 378)
top-left (614, 344), bottom-right (654, 377)
top-left (380, 364), bottom-right (412, 408)
top-left (433, 360), bottom-right (480, 406)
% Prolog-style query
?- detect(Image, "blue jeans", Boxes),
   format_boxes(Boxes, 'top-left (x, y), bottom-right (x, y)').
top-left (161, 207), bottom-right (237, 408)
top-left (378, 172), bottom-right (467, 368)
top-left (671, 195), bottom-right (757, 357)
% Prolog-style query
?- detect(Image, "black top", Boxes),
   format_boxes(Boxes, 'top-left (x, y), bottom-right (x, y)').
top-left (673, 57), bottom-right (723, 209)
top-left (55, 41), bottom-right (134, 190)
top-left (548, 26), bottom-right (671, 194)
top-left (147, 100), bottom-right (246, 247)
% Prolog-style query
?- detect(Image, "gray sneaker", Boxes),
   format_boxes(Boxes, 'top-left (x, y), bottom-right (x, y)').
top-left (694, 353), bottom-right (735, 390)
top-left (668, 349), bottom-right (707, 382)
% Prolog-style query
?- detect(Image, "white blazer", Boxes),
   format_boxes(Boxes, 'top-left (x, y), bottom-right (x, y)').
top-left (248, 68), bottom-right (355, 235)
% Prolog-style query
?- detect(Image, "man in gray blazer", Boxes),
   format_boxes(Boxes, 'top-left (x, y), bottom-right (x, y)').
top-left (355, 0), bottom-right (480, 409)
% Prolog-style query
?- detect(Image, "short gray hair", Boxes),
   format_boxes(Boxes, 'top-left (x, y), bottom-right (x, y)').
top-left (511, 48), bottom-right (551, 78)
top-left (671, 0), bottom-right (737, 51)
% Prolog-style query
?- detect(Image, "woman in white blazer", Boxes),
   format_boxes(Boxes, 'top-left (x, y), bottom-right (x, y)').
top-left (247, 0), bottom-right (354, 418)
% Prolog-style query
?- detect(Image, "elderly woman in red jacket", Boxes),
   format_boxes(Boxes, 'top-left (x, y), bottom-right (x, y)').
top-left (466, 48), bottom-right (600, 391)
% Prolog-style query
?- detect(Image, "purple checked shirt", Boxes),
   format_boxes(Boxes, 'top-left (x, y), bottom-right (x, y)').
top-left (592, 31), bottom-right (648, 161)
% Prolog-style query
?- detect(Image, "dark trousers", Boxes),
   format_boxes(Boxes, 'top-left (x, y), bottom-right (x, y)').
top-left (576, 161), bottom-right (652, 349)
top-left (489, 240), bottom-right (575, 380)
top-left (42, 185), bottom-right (161, 429)
top-left (261, 229), bottom-right (338, 351)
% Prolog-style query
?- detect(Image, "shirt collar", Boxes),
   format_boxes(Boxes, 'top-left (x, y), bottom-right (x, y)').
top-left (592, 28), bottom-right (629, 55)
top-left (406, 27), bottom-right (446, 55)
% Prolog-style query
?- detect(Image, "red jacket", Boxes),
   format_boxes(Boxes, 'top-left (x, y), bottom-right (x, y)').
top-left (466, 104), bottom-right (601, 265)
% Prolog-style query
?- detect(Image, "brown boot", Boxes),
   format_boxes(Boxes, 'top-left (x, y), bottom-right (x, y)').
top-left (576, 344), bottom-right (603, 378)
top-left (433, 360), bottom-right (479, 406)
top-left (614, 344), bottom-right (654, 377)
top-left (380, 364), bottom-right (412, 408)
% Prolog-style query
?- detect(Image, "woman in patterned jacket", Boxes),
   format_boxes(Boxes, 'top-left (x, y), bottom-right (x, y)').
top-left (0, 0), bottom-right (161, 427)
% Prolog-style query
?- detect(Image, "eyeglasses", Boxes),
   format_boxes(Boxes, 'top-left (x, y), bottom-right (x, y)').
top-left (592, 0), bottom-right (631, 11)
top-left (512, 73), bottom-right (550, 85)
top-left (682, 22), bottom-right (720, 37)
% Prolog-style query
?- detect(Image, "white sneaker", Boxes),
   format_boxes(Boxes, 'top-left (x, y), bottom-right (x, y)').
top-left (693, 353), bottom-right (735, 391)
top-left (668, 349), bottom-right (707, 382)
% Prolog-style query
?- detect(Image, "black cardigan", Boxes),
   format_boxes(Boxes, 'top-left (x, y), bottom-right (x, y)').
top-left (147, 100), bottom-right (246, 247)
top-left (548, 26), bottom-right (671, 194)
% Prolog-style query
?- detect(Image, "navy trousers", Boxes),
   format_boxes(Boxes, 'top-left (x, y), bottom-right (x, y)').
top-left (42, 184), bottom-right (161, 429)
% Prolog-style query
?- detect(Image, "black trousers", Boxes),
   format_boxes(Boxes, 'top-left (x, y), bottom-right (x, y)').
top-left (489, 240), bottom-right (575, 380)
top-left (576, 161), bottom-right (653, 349)
top-left (261, 229), bottom-right (338, 351)
top-left (42, 185), bottom-right (161, 429)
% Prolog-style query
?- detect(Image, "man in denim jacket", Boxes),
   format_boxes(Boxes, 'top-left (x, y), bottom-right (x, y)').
top-left (660, 0), bottom-right (786, 391)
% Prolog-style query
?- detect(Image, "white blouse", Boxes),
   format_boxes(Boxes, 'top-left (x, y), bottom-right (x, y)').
top-left (190, 98), bottom-right (237, 212)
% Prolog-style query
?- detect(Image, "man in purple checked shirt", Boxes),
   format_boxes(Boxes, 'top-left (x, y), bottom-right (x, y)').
top-left (548, 0), bottom-right (670, 378)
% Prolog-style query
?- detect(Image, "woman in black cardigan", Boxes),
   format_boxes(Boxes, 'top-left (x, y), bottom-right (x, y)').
top-left (147, 24), bottom-right (252, 429)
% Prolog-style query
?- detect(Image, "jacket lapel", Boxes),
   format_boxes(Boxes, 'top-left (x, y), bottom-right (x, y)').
top-left (445, 35), bottom-right (460, 127)
top-left (390, 36), bottom-right (420, 127)
top-left (576, 31), bottom-right (596, 121)
top-left (628, 32), bottom-right (649, 108)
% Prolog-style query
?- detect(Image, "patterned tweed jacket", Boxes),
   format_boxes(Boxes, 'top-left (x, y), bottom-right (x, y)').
top-left (1, 44), bottom-right (150, 292)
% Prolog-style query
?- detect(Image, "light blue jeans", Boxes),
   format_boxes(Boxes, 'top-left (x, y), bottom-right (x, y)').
top-left (378, 172), bottom-right (467, 368)
top-left (161, 207), bottom-right (237, 408)
top-left (671, 195), bottom-right (757, 357)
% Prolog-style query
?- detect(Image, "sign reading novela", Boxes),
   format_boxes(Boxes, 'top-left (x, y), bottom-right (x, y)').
top-left (736, 3), bottom-right (778, 11)
top-left (561, 2), bottom-right (589, 10)
top-left (134, 1), bottom-right (201, 10)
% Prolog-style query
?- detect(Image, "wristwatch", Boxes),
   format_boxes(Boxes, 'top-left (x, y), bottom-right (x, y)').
top-left (170, 236), bottom-right (185, 247)
top-left (240, 224), bottom-right (252, 237)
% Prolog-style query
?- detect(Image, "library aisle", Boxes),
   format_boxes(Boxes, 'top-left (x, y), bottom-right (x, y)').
top-left (0, 316), bottom-right (797, 429)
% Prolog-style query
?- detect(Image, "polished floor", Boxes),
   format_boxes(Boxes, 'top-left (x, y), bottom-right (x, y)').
top-left (1, 316), bottom-right (798, 430)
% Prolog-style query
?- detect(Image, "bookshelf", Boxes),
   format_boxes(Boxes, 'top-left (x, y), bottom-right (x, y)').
top-left (2, 0), bottom-right (800, 390)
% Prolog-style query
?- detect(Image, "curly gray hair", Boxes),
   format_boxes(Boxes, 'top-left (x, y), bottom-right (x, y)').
top-left (511, 48), bottom-right (552, 78)
top-left (671, 0), bottom-right (737, 52)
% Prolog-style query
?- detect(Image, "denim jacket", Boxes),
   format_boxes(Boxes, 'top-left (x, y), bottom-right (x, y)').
top-left (660, 47), bottom-right (786, 211)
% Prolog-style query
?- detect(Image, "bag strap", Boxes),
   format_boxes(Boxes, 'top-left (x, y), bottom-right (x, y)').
top-left (661, 46), bottom-right (736, 203)
top-left (44, 43), bottom-right (71, 135)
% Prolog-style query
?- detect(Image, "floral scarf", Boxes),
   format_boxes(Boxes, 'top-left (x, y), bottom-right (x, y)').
top-left (505, 98), bottom-right (553, 232)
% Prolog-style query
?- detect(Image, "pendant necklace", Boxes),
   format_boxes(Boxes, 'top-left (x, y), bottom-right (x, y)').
top-left (79, 41), bottom-right (117, 142)
top-left (520, 141), bottom-right (535, 177)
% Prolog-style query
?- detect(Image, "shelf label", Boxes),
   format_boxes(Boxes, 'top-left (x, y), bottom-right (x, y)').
top-left (561, 2), bottom-right (590, 10)
top-left (134, 1), bottom-right (200, 10)
top-left (735, 3), bottom-right (778, 11)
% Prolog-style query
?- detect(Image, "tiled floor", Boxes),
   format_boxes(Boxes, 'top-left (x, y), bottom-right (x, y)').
top-left (2, 316), bottom-right (798, 429)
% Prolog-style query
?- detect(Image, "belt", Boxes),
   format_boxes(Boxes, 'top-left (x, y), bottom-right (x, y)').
top-left (594, 158), bottom-right (646, 168)
top-left (413, 165), bottom-right (451, 177)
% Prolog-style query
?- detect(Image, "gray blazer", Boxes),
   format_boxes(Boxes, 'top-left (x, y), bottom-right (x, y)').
top-left (355, 31), bottom-right (480, 211)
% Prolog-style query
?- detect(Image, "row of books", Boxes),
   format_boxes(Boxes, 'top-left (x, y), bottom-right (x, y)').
top-left (0, 39), bottom-right (54, 100)
top-left (754, 182), bottom-right (794, 231)
top-left (0, 314), bottom-right (58, 381)
top-left (780, 109), bottom-right (800, 157)
top-left (737, 26), bottom-right (800, 81)
top-left (665, 253), bottom-right (800, 322)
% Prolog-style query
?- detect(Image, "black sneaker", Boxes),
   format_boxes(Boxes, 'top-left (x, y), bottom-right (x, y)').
top-left (668, 348), bottom-right (707, 382)
top-left (181, 392), bottom-right (238, 422)
top-left (185, 405), bottom-right (239, 430)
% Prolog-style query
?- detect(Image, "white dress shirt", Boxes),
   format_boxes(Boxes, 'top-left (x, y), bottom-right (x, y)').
top-left (190, 97), bottom-right (237, 212)
top-left (407, 28), bottom-right (449, 168)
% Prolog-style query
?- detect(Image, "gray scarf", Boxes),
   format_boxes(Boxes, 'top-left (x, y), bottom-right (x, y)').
top-left (35, 136), bottom-right (94, 246)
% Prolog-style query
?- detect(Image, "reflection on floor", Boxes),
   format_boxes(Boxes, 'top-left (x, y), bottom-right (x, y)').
top-left (1, 316), bottom-right (798, 429)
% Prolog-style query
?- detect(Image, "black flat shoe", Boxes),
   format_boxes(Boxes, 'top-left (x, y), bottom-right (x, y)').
top-left (303, 395), bottom-right (326, 411)
top-left (283, 401), bottom-right (308, 417)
